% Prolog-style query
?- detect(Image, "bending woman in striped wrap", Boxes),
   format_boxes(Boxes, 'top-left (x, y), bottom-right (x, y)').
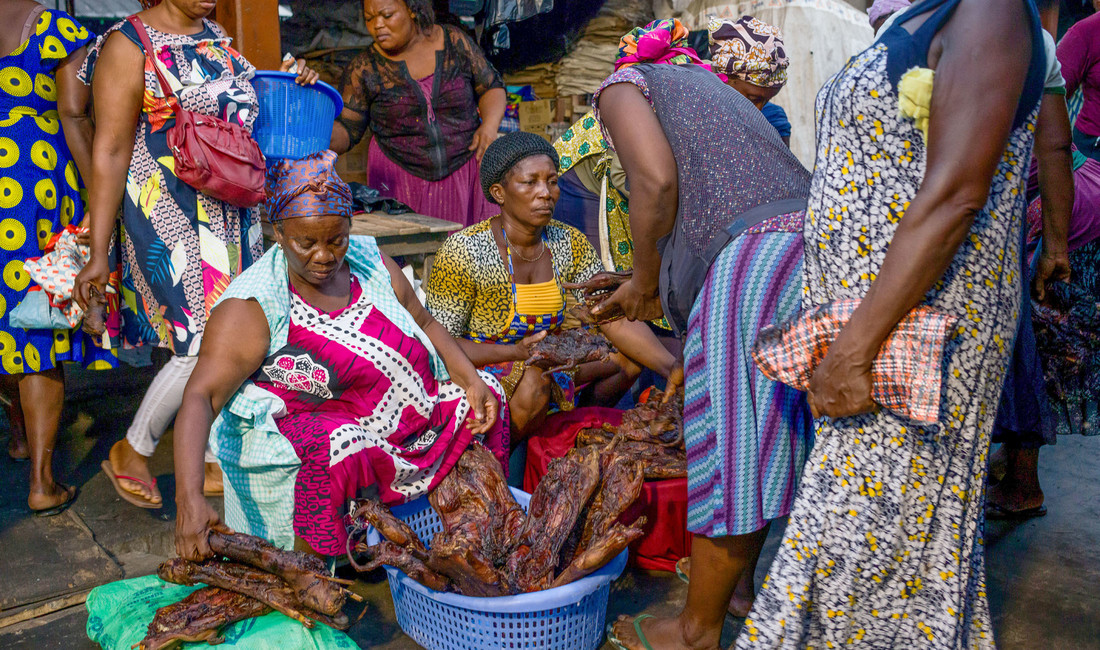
top-left (592, 19), bottom-right (814, 650)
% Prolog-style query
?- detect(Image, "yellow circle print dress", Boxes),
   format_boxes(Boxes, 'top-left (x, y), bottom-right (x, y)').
top-left (0, 9), bottom-right (116, 374)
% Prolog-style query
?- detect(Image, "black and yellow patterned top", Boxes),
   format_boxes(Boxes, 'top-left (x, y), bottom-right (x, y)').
top-left (426, 218), bottom-right (604, 340)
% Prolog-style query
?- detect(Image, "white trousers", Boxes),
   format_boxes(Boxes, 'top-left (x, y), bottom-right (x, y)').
top-left (125, 355), bottom-right (215, 464)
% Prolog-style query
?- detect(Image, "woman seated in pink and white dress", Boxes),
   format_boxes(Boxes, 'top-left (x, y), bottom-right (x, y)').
top-left (169, 151), bottom-right (507, 560)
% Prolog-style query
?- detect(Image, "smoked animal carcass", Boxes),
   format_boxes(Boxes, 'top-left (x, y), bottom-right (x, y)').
top-left (141, 532), bottom-right (358, 649)
top-left (575, 388), bottom-right (687, 480)
top-left (526, 328), bottom-right (615, 375)
top-left (348, 440), bottom-right (644, 596)
top-left (138, 587), bottom-right (270, 650)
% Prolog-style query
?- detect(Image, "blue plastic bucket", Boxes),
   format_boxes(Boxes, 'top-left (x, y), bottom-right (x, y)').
top-left (365, 487), bottom-right (628, 650)
top-left (250, 71), bottom-right (343, 160)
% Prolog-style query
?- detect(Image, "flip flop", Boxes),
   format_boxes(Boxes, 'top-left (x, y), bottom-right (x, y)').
top-left (32, 484), bottom-right (77, 517)
top-left (985, 502), bottom-right (1047, 521)
top-left (675, 557), bottom-right (689, 584)
top-left (606, 614), bottom-right (655, 650)
top-left (101, 459), bottom-right (163, 509)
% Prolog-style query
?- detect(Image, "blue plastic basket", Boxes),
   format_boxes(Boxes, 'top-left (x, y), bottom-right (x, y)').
top-left (250, 71), bottom-right (343, 160)
top-left (365, 487), bottom-right (628, 650)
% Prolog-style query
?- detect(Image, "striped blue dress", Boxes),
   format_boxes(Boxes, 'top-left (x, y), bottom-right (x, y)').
top-left (684, 216), bottom-right (813, 536)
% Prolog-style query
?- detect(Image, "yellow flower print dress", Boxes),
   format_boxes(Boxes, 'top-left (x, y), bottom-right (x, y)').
top-left (736, 0), bottom-right (1046, 647)
top-left (0, 9), bottom-right (116, 374)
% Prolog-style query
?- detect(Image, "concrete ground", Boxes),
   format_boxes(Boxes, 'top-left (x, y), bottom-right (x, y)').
top-left (0, 363), bottom-right (1098, 649)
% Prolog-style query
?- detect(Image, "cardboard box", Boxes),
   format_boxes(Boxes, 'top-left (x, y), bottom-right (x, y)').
top-left (518, 99), bottom-right (555, 141)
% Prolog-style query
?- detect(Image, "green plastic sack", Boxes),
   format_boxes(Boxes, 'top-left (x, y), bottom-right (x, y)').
top-left (86, 574), bottom-right (358, 650)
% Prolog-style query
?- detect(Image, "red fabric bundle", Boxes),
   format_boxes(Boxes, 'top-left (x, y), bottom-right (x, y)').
top-left (524, 407), bottom-right (691, 572)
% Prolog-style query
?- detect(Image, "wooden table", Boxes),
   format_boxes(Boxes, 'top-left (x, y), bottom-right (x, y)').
top-left (264, 211), bottom-right (461, 284)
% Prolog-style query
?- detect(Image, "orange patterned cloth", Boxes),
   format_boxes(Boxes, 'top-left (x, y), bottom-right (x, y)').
top-left (752, 299), bottom-right (959, 424)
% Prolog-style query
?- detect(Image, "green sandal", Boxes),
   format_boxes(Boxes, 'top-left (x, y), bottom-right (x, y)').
top-left (606, 614), bottom-right (655, 650)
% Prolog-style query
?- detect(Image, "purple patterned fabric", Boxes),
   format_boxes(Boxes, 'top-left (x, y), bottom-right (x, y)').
top-left (264, 150), bottom-right (352, 222)
top-left (593, 64), bottom-right (809, 256)
top-left (684, 231), bottom-right (811, 536)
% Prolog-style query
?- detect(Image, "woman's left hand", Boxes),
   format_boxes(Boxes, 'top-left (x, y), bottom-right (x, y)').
top-left (806, 341), bottom-right (876, 419)
top-left (464, 378), bottom-right (500, 435)
top-left (280, 57), bottom-right (319, 86)
top-left (468, 125), bottom-right (497, 162)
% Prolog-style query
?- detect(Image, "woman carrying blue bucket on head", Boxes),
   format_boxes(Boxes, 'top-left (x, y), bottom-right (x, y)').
top-left (73, 0), bottom-right (318, 511)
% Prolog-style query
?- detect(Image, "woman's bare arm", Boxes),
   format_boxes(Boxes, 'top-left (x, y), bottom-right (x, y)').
top-left (55, 47), bottom-right (93, 186)
top-left (73, 32), bottom-right (144, 308)
top-left (1032, 94), bottom-right (1074, 300)
top-left (599, 317), bottom-right (679, 379)
top-left (809, 0), bottom-right (1033, 418)
top-left (174, 298), bottom-right (270, 560)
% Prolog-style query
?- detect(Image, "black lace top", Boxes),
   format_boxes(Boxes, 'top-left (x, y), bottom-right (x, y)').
top-left (339, 25), bottom-right (503, 181)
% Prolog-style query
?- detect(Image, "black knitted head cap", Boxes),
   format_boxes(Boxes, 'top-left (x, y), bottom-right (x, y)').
top-left (479, 132), bottom-right (560, 203)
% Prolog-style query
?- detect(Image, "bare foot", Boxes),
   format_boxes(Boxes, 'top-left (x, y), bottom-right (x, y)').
top-left (28, 482), bottom-right (75, 512)
top-left (986, 478), bottom-right (1044, 513)
top-left (609, 615), bottom-right (720, 650)
top-left (204, 462), bottom-right (224, 496)
top-left (109, 439), bottom-right (162, 505)
top-left (677, 557), bottom-right (754, 618)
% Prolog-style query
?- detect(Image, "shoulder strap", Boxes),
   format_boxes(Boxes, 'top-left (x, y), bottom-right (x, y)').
top-left (19, 4), bottom-right (46, 45)
top-left (126, 15), bottom-right (175, 99)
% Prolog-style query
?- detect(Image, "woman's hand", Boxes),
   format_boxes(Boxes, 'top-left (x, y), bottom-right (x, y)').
top-left (74, 255), bottom-right (110, 311)
top-left (175, 494), bottom-right (229, 561)
top-left (1032, 242), bottom-right (1071, 302)
top-left (662, 363), bottom-right (684, 402)
top-left (468, 124), bottom-right (497, 162)
top-left (514, 330), bottom-right (548, 361)
top-left (75, 226), bottom-right (92, 247)
top-left (593, 279), bottom-right (664, 323)
top-left (463, 378), bottom-right (500, 435)
top-left (280, 57), bottom-right (319, 86)
top-left (806, 341), bottom-right (876, 419)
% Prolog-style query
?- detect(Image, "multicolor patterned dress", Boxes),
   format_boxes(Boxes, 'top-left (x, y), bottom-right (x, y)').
top-left (0, 9), bottom-right (116, 374)
top-left (80, 19), bottom-right (263, 356)
top-left (737, 0), bottom-right (1044, 646)
top-left (252, 276), bottom-right (508, 555)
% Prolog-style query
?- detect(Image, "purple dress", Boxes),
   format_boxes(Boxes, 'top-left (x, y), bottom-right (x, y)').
top-left (340, 26), bottom-right (502, 227)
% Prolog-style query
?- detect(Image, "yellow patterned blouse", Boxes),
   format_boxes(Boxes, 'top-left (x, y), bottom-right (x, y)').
top-left (425, 219), bottom-right (604, 340)
top-left (553, 114), bottom-right (634, 272)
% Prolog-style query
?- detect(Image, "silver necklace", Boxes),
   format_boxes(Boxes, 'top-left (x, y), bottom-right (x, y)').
top-left (503, 228), bottom-right (546, 263)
